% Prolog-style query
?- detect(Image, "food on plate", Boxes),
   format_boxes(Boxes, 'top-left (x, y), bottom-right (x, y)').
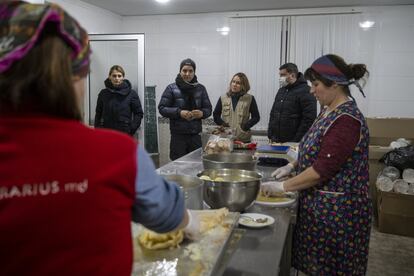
top-left (256, 191), bottom-right (292, 202)
top-left (138, 229), bottom-right (184, 250)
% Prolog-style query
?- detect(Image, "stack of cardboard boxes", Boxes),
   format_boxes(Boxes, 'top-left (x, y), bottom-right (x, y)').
top-left (367, 118), bottom-right (414, 237)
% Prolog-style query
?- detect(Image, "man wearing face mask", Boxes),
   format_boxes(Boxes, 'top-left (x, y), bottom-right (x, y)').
top-left (268, 63), bottom-right (317, 143)
top-left (159, 58), bottom-right (212, 160)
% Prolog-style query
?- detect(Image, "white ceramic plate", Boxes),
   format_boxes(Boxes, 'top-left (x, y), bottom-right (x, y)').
top-left (238, 213), bottom-right (275, 228)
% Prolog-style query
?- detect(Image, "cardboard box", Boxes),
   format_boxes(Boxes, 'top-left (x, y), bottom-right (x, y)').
top-left (377, 189), bottom-right (414, 237)
top-left (366, 118), bottom-right (414, 224)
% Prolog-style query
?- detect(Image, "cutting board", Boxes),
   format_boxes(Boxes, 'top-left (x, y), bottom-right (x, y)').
top-left (256, 145), bottom-right (290, 154)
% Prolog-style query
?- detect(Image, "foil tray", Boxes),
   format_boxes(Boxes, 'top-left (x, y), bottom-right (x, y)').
top-left (131, 212), bottom-right (240, 276)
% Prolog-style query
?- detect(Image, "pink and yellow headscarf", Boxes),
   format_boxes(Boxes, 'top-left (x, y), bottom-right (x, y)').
top-left (0, 1), bottom-right (90, 76)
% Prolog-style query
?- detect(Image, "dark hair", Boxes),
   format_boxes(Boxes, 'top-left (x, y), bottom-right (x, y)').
top-left (279, 63), bottom-right (298, 77)
top-left (304, 54), bottom-right (369, 96)
top-left (180, 58), bottom-right (196, 72)
top-left (109, 65), bottom-right (125, 77)
top-left (227, 72), bottom-right (250, 95)
top-left (0, 26), bottom-right (82, 120)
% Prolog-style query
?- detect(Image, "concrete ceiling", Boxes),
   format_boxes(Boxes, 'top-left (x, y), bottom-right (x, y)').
top-left (80, 0), bottom-right (414, 16)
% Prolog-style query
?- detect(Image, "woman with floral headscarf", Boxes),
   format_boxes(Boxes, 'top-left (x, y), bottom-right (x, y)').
top-left (261, 54), bottom-right (372, 275)
top-left (0, 2), bottom-right (202, 274)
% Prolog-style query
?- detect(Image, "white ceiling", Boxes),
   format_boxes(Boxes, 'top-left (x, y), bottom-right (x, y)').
top-left (80, 0), bottom-right (414, 16)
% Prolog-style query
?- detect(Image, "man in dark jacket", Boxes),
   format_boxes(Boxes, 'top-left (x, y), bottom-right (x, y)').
top-left (94, 65), bottom-right (143, 136)
top-left (158, 58), bottom-right (212, 160)
top-left (268, 63), bottom-right (317, 143)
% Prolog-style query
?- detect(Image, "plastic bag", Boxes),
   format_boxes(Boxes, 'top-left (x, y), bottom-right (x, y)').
top-left (204, 135), bottom-right (232, 154)
top-left (380, 145), bottom-right (414, 171)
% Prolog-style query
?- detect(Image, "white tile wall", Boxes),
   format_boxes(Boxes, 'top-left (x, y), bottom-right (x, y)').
top-left (121, 6), bottom-right (414, 121)
top-left (49, 0), bottom-right (122, 33)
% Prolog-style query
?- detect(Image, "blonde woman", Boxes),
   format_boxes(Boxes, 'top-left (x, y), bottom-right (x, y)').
top-left (213, 72), bottom-right (260, 142)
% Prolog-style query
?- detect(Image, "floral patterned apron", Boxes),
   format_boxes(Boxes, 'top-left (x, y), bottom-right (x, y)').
top-left (293, 101), bottom-right (372, 275)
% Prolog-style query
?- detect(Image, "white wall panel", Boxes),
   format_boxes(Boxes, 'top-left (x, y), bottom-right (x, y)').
top-left (122, 13), bottom-right (230, 120)
top-left (228, 17), bottom-right (283, 130)
top-left (48, 0), bottom-right (122, 33)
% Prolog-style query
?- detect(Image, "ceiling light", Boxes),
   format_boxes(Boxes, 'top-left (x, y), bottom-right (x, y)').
top-left (359, 20), bottom-right (375, 30)
top-left (155, 0), bottom-right (170, 3)
top-left (216, 26), bottom-right (230, 36)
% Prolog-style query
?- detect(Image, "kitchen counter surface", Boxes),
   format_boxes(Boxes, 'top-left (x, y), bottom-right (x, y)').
top-left (157, 148), bottom-right (295, 276)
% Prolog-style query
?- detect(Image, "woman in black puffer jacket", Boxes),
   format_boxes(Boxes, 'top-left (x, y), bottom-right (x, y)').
top-left (94, 65), bottom-right (143, 136)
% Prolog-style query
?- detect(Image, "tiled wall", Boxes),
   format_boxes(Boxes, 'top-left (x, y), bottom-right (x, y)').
top-left (121, 6), bottom-right (414, 162)
top-left (121, 6), bottom-right (414, 120)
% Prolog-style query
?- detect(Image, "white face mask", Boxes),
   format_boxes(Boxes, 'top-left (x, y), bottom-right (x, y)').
top-left (279, 76), bottom-right (288, 87)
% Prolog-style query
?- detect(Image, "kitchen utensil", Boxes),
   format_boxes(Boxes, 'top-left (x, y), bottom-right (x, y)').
top-left (202, 153), bottom-right (257, 171)
top-left (163, 174), bottom-right (203, 209)
top-left (198, 168), bottom-right (261, 212)
top-left (238, 213), bottom-right (275, 228)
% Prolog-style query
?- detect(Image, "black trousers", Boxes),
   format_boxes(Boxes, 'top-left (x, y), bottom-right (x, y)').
top-left (170, 133), bottom-right (202, 161)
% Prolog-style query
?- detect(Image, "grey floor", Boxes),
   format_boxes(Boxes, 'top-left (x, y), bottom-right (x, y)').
top-left (367, 225), bottom-right (414, 276)
top-left (290, 225), bottom-right (414, 276)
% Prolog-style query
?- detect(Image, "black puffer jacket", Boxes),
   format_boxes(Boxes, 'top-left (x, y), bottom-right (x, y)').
top-left (94, 79), bottom-right (143, 135)
top-left (268, 73), bottom-right (317, 143)
top-left (158, 80), bottom-right (212, 135)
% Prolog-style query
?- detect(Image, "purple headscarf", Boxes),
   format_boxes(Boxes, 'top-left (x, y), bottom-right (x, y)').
top-left (0, 1), bottom-right (90, 76)
top-left (311, 55), bottom-right (366, 97)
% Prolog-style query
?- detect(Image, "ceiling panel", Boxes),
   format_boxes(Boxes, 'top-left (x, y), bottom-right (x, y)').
top-left (81, 0), bottom-right (414, 16)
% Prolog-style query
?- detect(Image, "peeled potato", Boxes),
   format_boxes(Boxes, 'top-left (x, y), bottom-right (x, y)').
top-left (199, 175), bottom-right (212, 181)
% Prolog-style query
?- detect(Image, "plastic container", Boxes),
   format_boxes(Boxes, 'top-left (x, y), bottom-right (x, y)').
top-left (402, 168), bottom-right (414, 183)
top-left (393, 179), bottom-right (409, 194)
top-left (381, 166), bottom-right (401, 181)
top-left (376, 176), bottom-right (394, 192)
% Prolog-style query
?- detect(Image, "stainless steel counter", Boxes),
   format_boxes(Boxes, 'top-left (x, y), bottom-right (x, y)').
top-left (157, 148), bottom-right (295, 276)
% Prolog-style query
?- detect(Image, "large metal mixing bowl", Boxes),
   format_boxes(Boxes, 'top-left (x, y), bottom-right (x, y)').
top-left (202, 153), bottom-right (258, 171)
top-left (198, 168), bottom-right (261, 212)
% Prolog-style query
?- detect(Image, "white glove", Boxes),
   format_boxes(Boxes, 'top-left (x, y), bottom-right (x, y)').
top-left (271, 163), bottom-right (294, 179)
top-left (261, 181), bottom-right (285, 197)
top-left (183, 210), bottom-right (201, 240)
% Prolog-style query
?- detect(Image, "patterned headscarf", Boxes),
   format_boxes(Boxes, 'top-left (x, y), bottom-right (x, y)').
top-left (311, 55), bottom-right (366, 97)
top-left (0, 1), bottom-right (90, 76)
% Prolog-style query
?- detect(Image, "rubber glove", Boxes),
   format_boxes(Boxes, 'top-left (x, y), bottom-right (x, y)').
top-left (261, 181), bottom-right (285, 197)
top-left (183, 210), bottom-right (201, 240)
top-left (271, 163), bottom-right (294, 179)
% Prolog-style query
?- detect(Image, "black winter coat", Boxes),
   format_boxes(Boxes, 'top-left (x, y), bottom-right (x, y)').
top-left (158, 82), bottom-right (212, 135)
top-left (268, 73), bottom-right (317, 143)
top-left (94, 79), bottom-right (143, 135)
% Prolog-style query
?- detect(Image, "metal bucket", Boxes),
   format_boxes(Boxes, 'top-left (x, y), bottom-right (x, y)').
top-left (163, 174), bottom-right (204, 210)
top-left (202, 152), bottom-right (258, 171)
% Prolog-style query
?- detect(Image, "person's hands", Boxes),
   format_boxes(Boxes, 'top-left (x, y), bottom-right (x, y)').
top-left (183, 210), bottom-right (201, 240)
top-left (180, 110), bottom-right (193, 121)
top-left (191, 109), bottom-right (203, 119)
top-left (261, 181), bottom-right (285, 197)
top-left (271, 163), bottom-right (294, 179)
